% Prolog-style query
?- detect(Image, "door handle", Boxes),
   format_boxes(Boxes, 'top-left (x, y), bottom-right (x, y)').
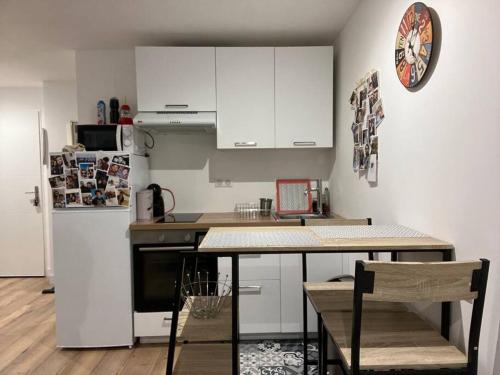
top-left (25, 186), bottom-right (40, 207)
top-left (239, 285), bottom-right (262, 294)
top-left (293, 141), bottom-right (317, 146)
top-left (234, 142), bottom-right (257, 147)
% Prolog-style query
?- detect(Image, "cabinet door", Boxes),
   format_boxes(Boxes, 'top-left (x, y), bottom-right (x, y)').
top-left (216, 47), bottom-right (275, 149)
top-left (135, 47), bottom-right (216, 112)
top-left (275, 46), bottom-right (333, 148)
top-left (280, 253), bottom-right (343, 333)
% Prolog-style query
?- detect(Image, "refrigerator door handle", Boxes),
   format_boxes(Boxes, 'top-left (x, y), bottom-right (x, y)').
top-left (43, 128), bottom-right (48, 165)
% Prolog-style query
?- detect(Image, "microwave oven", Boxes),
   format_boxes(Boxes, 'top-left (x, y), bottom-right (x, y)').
top-left (75, 124), bottom-right (145, 155)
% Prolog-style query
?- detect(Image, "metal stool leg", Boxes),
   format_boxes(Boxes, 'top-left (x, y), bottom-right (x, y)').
top-left (166, 253), bottom-right (184, 375)
top-left (302, 253), bottom-right (308, 373)
top-left (321, 322), bottom-right (328, 374)
top-left (317, 313), bottom-right (323, 375)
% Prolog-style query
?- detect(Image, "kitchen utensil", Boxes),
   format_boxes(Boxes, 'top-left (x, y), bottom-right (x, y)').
top-left (137, 190), bottom-right (153, 221)
top-left (260, 198), bottom-right (273, 216)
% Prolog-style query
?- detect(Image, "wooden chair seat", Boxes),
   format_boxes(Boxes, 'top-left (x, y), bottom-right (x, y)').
top-left (304, 282), bottom-right (405, 313)
top-left (322, 310), bottom-right (467, 371)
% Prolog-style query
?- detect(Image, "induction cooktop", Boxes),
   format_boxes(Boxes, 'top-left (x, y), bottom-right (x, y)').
top-left (156, 213), bottom-right (202, 223)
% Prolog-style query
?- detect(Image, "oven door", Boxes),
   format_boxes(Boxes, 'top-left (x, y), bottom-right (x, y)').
top-left (133, 244), bottom-right (195, 313)
top-left (76, 124), bottom-right (122, 151)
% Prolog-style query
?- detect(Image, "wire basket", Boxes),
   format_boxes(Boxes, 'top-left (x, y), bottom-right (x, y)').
top-left (181, 272), bottom-right (232, 319)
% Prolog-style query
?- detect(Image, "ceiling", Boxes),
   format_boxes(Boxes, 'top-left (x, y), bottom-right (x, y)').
top-left (0, 0), bottom-right (360, 87)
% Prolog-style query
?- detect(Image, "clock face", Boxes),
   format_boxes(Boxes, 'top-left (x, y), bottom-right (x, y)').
top-left (395, 2), bottom-right (433, 88)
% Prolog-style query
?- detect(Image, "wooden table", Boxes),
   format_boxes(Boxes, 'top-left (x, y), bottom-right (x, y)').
top-left (166, 225), bottom-right (454, 375)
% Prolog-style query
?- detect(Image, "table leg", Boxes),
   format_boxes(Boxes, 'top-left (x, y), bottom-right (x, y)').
top-left (165, 253), bottom-right (183, 375)
top-left (441, 249), bottom-right (452, 340)
top-left (317, 313), bottom-right (322, 375)
top-left (302, 253), bottom-right (308, 373)
top-left (231, 255), bottom-right (240, 375)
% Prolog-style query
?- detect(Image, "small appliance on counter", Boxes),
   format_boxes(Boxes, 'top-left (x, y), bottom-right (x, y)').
top-left (147, 183), bottom-right (165, 217)
top-left (137, 190), bottom-right (153, 221)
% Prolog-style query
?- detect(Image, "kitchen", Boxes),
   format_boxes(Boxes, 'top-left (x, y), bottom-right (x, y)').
top-left (0, 1), bottom-right (499, 375)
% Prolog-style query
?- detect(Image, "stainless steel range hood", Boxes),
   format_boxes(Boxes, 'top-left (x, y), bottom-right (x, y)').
top-left (133, 112), bottom-right (216, 132)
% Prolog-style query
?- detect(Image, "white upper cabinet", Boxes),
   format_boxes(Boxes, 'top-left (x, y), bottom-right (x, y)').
top-left (216, 47), bottom-right (275, 149)
top-left (275, 46), bottom-right (333, 148)
top-left (135, 47), bottom-right (216, 112)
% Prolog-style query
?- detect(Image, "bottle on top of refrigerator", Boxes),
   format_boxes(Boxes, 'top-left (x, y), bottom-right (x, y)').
top-left (97, 100), bottom-right (106, 125)
top-left (109, 97), bottom-right (120, 124)
top-left (118, 103), bottom-right (133, 125)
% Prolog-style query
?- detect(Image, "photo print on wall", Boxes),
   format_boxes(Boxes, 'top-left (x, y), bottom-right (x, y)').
top-left (48, 152), bottom-right (132, 209)
top-left (349, 70), bottom-right (385, 183)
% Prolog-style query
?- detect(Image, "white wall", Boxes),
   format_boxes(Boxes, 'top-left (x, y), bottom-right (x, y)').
top-left (0, 87), bottom-right (42, 111)
top-left (42, 80), bottom-right (78, 278)
top-left (75, 49), bottom-right (333, 212)
top-left (331, 1), bottom-right (500, 373)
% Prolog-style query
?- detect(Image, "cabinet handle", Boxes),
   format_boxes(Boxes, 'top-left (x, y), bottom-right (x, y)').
top-left (164, 104), bottom-right (189, 108)
top-left (239, 285), bottom-right (262, 294)
top-left (240, 254), bottom-right (261, 259)
top-left (163, 317), bottom-right (172, 321)
top-left (234, 142), bottom-right (257, 147)
top-left (293, 141), bottom-right (317, 146)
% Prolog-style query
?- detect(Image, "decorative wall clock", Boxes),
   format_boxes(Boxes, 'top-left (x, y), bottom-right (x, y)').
top-left (395, 2), bottom-right (433, 88)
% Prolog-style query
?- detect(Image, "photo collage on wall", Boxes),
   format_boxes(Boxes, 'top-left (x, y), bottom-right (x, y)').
top-left (349, 70), bottom-right (385, 182)
top-left (48, 152), bottom-right (131, 208)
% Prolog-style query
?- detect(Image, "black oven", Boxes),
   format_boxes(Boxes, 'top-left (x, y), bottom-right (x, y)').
top-left (133, 241), bottom-right (217, 313)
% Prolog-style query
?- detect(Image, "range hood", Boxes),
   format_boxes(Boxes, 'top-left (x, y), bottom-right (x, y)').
top-left (133, 112), bottom-right (216, 132)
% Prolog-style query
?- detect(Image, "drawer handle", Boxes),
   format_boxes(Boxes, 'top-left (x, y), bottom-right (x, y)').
top-left (293, 141), bottom-right (316, 146)
top-left (163, 317), bottom-right (172, 321)
top-left (165, 104), bottom-right (189, 108)
top-left (240, 254), bottom-right (261, 259)
top-left (239, 285), bottom-right (262, 294)
top-left (234, 142), bottom-right (257, 147)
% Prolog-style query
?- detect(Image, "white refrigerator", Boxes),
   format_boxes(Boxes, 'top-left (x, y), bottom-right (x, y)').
top-left (52, 152), bottom-right (149, 347)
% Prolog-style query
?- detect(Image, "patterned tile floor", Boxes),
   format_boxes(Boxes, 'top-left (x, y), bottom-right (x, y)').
top-left (240, 340), bottom-right (319, 375)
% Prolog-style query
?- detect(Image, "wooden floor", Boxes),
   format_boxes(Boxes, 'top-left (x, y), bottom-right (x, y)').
top-left (0, 277), bottom-right (170, 375)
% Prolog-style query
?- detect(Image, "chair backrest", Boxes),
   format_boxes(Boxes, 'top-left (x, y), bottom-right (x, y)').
top-left (303, 218), bottom-right (371, 226)
top-left (349, 259), bottom-right (489, 375)
top-left (360, 260), bottom-right (483, 303)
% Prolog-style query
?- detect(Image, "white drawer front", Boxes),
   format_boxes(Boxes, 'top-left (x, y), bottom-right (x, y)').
top-left (239, 279), bottom-right (281, 334)
top-left (218, 254), bottom-right (280, 281)
top-left (134, 311), bottom-right (172, 337)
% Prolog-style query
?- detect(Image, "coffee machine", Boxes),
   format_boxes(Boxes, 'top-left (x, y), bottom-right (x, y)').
top-left (147, 183), bottom-right (165, 217)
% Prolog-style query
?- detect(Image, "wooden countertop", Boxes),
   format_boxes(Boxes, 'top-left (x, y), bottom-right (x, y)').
top-left (130, 212), bottom-right (343, 231)
top-left (198, 225), bottom-right (454, 253)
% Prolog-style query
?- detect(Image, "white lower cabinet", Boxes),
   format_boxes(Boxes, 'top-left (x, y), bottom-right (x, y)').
top-left (134, 311), bottom-right (172, 337)
top-left (218, 255), bottom-right (281, 334)
top-left (239, 279), bottom-right (281, 334)
top-left (280, 253), bottom-right (344, 333)
top-left (218, 254), bottom-right (280, 280)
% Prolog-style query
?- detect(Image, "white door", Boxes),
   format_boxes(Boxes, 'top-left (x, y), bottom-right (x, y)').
top-left (0, 111), bottom-right (45, 276)
top-left (275, 46), bottom-right (333, 148)
top-left (216, 47), bottom-right (275, 149)
top-left (135, 47), bottom-right (216, 112)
